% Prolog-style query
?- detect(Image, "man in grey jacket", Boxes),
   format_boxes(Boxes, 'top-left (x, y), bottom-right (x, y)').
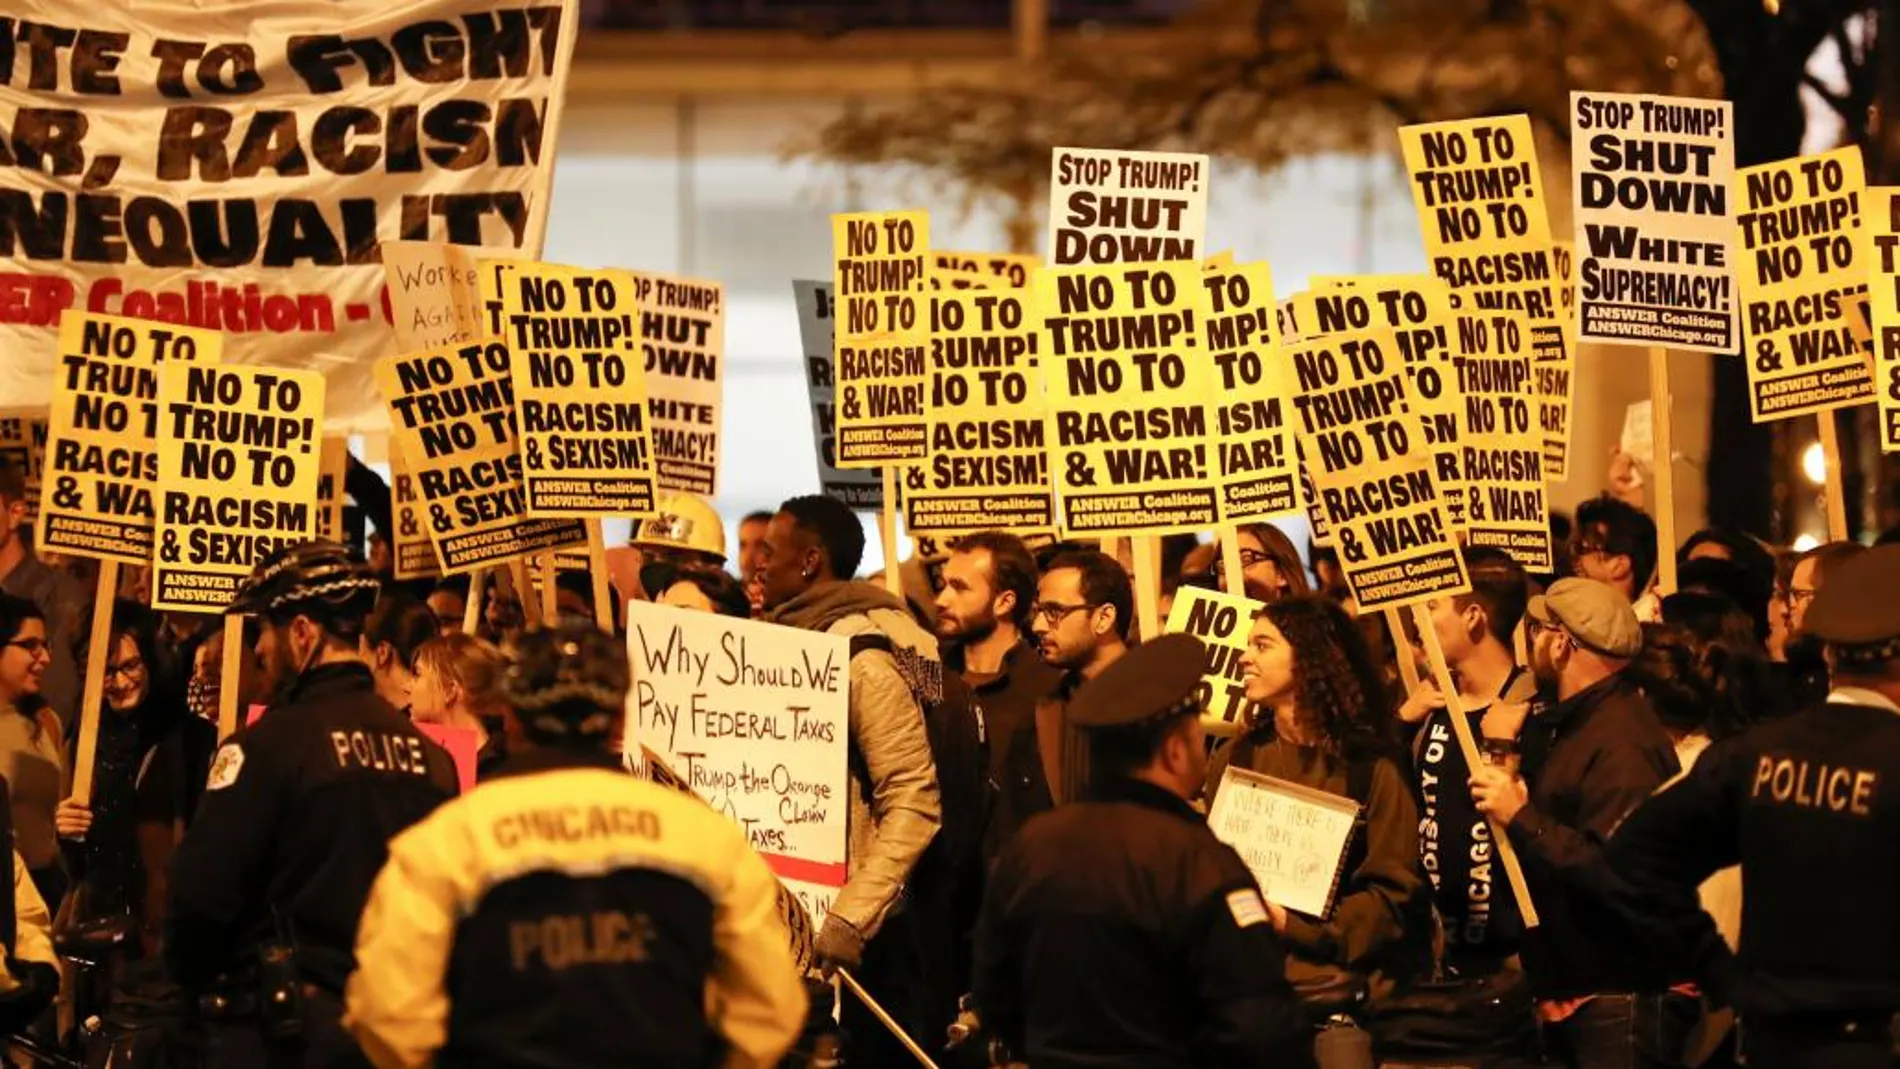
top-left (755, 494), bottom-right (945, 1063)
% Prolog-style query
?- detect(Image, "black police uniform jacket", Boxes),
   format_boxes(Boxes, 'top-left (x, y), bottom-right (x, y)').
top-left (972, 777), bottom-right (1311, 1069)
top-left (1608, 692), bottom-right (1900, 1019)
top-left (343, 749), bottom-right (807, 1069)
top-left (165, 663), bottom-right (460, 993)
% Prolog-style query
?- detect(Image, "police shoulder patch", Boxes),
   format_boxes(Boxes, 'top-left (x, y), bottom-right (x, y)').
top-left (1226, 888), bottom-right (1269, 929)
top-left (206, 744), bottom-right (245, 791)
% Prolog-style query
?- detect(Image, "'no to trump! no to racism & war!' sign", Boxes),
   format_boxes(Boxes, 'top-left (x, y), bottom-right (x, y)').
top-left (1452, 311), bottom-right (1553, 572)
top-left (1864, 188), bottom-right (1900, 451)
top-left (0, 410), bottom-right (50, 532)
top-left (1038, 262), bottom-right (1217, 537)
top-left (38, 311), bottom-right (221, 565)
top-left (376, 339), bottom-right (586, 572)
top-left (1165, 585), bottom-right (1266, 738)
top-left (793, 281), bottom-right (882, 511)
top-left (832, 211), bottom-right (930, 467)
top-left (152, 365), bottom-right (324, 611)
top-left (389, 449), bottom-right (443, 579)
top-left (1202, 262), bottom-right (1300, 523)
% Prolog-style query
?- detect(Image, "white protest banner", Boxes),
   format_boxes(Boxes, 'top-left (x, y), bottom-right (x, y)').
top-left (383, 241), bottom-right (517, 353)
top-left (1861, 187), bottom-right (1900, 450)
top-left (793, 281), bottom-right (882, 510)
top-left (0, 0), bottom-right (578, 430)
top-left (375, 339), bottom-right (587, 572)
top-left (1047, 148), bottom-right (1209, 265)
top-left (1203, 263), bottom-right (1298, 522)
top-left (0, 409), bottom-right (49, 531)
top-left (1038, 262), bottom-right (1217, 537)
top-left (631, 273), bottom-right (724, 495)
top-left (832, 211), bottom-right (930, 467)
top-left (1283, 327), bottom-right (1468, 612)
top-left (1735, 147), bottom-right (1876, 421)
top-left (152, 365), bottom-right (323, 611)
top-left (1208, 767), bottom-right (1361, 918)
top-left (934, 252), bottom-right (1040, 288)
top-left (494, 263), bottom-right (657, 517)
top-left (624, 601), bottom-right (849, 926)
top-left (37, 311), bottom-right (221, 564)
top-left (1166, 586), bottom-right (1264, 737)
top-left (1400, 115), bottom-right (1574, 480)
top-left (388, 448), bottom-right (441, 580)
top-left (906, 288), bottom-right (1053, 533)
top-left (1572, 93), bottom-right (1737, 351)
top-left (1453, 312), bottom-right (1553, 571)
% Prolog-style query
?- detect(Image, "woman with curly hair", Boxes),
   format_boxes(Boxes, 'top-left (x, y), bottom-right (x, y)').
top-left (1206, 596), bottom-right (1428, 1007)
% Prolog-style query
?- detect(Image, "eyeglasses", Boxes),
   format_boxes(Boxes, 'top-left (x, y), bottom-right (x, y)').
top-left (1215, 548), bottom-right (1275, 570)
top-left (1569, 538), bottom-right (1610, 558)
top-left (1030, 601), bottom-right (1097, 626)
top-left (106, 657), bottom-right (144, 681)
top-left (4, 639), bottom-right (47, 656)
top-left (1782, 586), bottom-right (1819, 609)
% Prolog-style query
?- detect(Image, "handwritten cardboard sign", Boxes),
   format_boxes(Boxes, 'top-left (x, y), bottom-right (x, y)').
top-left (1203, 263), bottom-right (1299, 522)
top-left (906, 288), bottom-right (1054, 533)
top-left (793, 281), bottom-right (884, 510)
top-left (375, 339), bottom-right (587, 573)
top-left (1038, 262), bottom-right (1217, 537)
top-left (494, 264), bottom-right (658, 517)
top-left (623, 601), bottom-right (849, 927)
top-left (1208, 766), bottom-right (1362, 919)
top-left (0, 409), bottom-right (48, 531)
top-left (1048, 148), bottom-right (1209, 265)
top-left (388, 449), bottom-right (442, 580)
top-left (1166, 586), bottom-right (1264, 737)
top-left (1735, 146), bottom-right (1875, 421)
top-left (832, 210), bottom-right (931, 467)
top-left (152, 364), bottom-right (323, 611)
top-left (381, 241), bottom-right (516, 353)
top-left (632, 272), bottom-right (725, 496)
top-left (37, 311), bottom-right (221, 565)
top-left (1571, 92), bottom-right (1738, 351)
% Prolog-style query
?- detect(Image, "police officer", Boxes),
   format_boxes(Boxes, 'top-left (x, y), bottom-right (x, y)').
top-left (344, 619), bottom-right (807, 1069)
top-left (1610, 543), bottom-right (1900, 1068)
top-left (971, 633), bottom-right (1309, 1069)
top-left (167, 541), bottom-right (459, 1068)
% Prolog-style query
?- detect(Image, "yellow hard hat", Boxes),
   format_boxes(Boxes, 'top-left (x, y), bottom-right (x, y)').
top-left (630, 494), bottom-right (727, 562)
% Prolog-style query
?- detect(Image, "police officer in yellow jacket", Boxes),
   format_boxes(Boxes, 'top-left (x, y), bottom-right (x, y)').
top-left (344, 620), bottom-right (807, 1069)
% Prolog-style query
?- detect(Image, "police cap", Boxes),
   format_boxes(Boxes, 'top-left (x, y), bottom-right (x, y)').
top-left (1066, 632), bottom-right (1206, 730)
top-left (1803, 544), bottom-right (1900, 667)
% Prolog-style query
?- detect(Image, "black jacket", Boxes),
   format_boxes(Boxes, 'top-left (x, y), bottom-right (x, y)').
top-left (165, 662), bottom-right (459, 992)
top-left (954, 642), bottom-right (1063, 859)
top-left (1506, 672), bottom-right (1680, 999)
top-left (974, 777), bottom-right (1311, 1069)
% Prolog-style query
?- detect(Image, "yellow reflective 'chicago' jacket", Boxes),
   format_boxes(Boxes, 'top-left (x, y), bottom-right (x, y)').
top-left (344, 750), bottom-right (807, 1069)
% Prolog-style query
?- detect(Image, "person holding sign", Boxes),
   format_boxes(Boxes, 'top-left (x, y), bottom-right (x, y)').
top-left (346, 620), bottom-right (808, 1069)
top-left (0, 458), bottom-right (83, 735)
top-left (167, 541), bottom-right (458, 1069)
top-left (971, 633), bottom-right (1307, 1069)
top-left (1207, 598), bottom-right (1428, 1016)
top-left (0, 594), bottom-right (66, 910)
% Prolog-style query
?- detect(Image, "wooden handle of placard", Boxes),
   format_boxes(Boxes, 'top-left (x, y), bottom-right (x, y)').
top-left (1133, 536), bottom-right (1161, 644)
top-left (67, 560), bottom-right (118, 804)
top-left (585, 521), bottom-right (614, 633)
top-left (1647, 348), bottom-right (1678, 598)
top-left (1385, 608), bottom-right (1420, 698)
top-left (838, 969), bottom-right (941, 1069)
top-left (1819, 414), bottom-right (1849, 543)
top-left (1412, 603), bottom-right (1541, 930)
top-left (217, 614), bottom-right (244, 743)
top-left (1220, 526), bottom-right (1247, 599)
top-left (538, 553), bottom-right (559, 623)
top-left (507, 558), bottom-right (542, 627)
top-left (462, 568), bottom-right (487, 635)
top-left (879, 469), bottom-right (904, 600)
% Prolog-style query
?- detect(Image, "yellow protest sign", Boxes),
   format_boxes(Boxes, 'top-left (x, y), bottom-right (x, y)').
top-left (1048, 148), bottom-right (1209, 264)
top-left (1735, 146), bottom-right (1876, 421)
top-left (376, 339), bottom-right (588, 573)
top-left (315, 437), bottom-right (349, 543)
top-left (1282, 328), bottom-right (1468, 612)
top-left (381, 242), bottom-right (515, 352)
top-left (934, 252), bottom-right (1040, 288)
top-left (1299, 447), bottom-right (1332, 547)
top-left (630, 272), bottom-right (724, 496)
top-left (1554, 239), bottom-right (1578, 351)
top-left (388, 449), bottom-right (441, 580)
top-left (1202, 263), bottom-right (1298, 522)
top-left (492, 264), bottom-right (658, 517)
top-left (0, 409), bottom-right (48, 531)
top-left (37, 312), bottom-right (221, 565)
top-left (1039, 262), bottom-right (1216, 536)
top-left (793, 281), bottom-right (884, 510)
top-left (152, 365), bottom-right (324, 612)
top-left (906, 289), bottom-right (1054, 533)
top-left (832, 210), bottom-right (931, 467)
top-left (1865, 187), bottom-right (1900, 450)
top-left (1453, 312), bottom-right (1553, 570)
top-left (1400, 115), bottom-right (1573, 481)
top-left (1205, 250), bottom-right (1236, 270)
top-left (928, 267), bottom-right (994, 292)
top-left (1277, 294), bottom-right (1307, 344)
top-left (1165, 585), bottom-right (1264, 737)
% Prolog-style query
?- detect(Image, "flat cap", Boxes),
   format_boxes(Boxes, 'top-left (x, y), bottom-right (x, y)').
top-left (1067, 633), bottom-right (1207, 730)
top-left (1528, 578), bottom-right (1642, 659)
top-left (1804, 544), bottom-right (1900, 665)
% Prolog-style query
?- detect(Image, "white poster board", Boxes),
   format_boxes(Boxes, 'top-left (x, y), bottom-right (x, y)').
top-left (623, 601), bottom-right (849, 927)
top-left (1047, 148), bottom-right (1209, 265)
top-left (1207, 766), bottom-right (1361, 919)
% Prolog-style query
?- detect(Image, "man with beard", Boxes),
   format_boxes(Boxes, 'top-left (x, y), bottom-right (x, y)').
top-left (1031, 549), bottom-right (1133, 804)
top-left (1777, 541), bottom-right (1865, 716)
top-left (936, 532), bottom-right (1063, 857)
top-left (168, 541), bottom-right (459, 1069)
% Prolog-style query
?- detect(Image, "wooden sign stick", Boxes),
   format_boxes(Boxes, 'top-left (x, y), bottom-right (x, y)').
top-left (585, 521), bottom-right (614, 633)
top-left (1648, 348), bottom-right (1678, 597)
top-left (461, 568), bottom-right (487, 635)
top-left (1819, 413), bottom-right (1849, 542)
top-left (67, 560), bottom-right (119, 803)
top-left (217, 614), bottom-right (244, 743)
top-left (538, 552), bottom-right (559, 622)
top-left (506, 557), bottom-right (542, 627)
top-left (1219, 526), bottom-right (1247, 597)
top-left (1133, 535), bottom-right (1162, 643)
top-left (1385, 608), bottom-right (1421, 697)
top-left (879, 469), bottom-right (903, 598)
top-left (1413, 603), bottom-right (1541, 928)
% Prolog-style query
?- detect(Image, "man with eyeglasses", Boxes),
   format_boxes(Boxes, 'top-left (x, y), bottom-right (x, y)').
top-left (0, 457), bottom-right (83, 730)
top-left (1570, 494), bottom-right (1662, 623)
top-left (1029, 550), bottom-right (1133, 804)
top-left (1778, 542), bottom-right (1866, 716)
